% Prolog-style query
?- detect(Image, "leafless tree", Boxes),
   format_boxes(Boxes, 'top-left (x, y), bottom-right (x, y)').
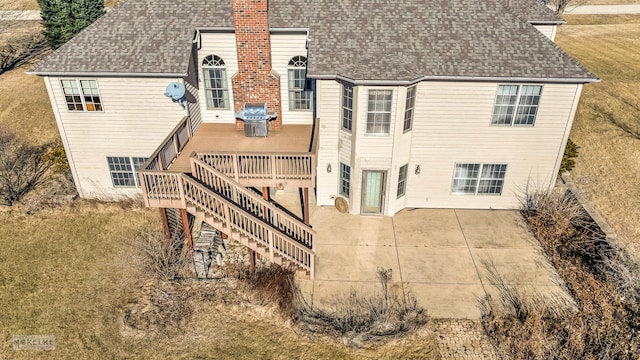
top-left (543, 0), bottom-right (589, 15)
top-left (0, 129), bottom-right (57, 206)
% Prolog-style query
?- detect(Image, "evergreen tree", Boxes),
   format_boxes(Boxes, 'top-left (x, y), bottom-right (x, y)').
top-left (37, 0), bottom-right (105, 49)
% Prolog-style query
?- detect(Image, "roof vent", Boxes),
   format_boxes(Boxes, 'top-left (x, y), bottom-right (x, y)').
top-left (164, 82), bottom-right (186, 109)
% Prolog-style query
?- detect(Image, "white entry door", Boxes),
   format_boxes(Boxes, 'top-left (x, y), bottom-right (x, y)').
top-left (361, 170), bottom-right (386, 214)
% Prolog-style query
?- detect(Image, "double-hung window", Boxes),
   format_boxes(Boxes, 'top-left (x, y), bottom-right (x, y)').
top-left (452, 163), bottom-right (507, 195)
top-left (107, 156), bottom-right (147, 187)
top-left (397, 164), bottom-right (408, 198)
top-left (61, 79), bottom-right (102, 111)
top-left (366, 90), bottom-right (393, 134)
top-left (342, 85), bottom-right (353, 131)
top-left (403, 86), bottom-right (416, 132)
top-left (202, 55), bottom-right (230, 109)
top-left (288, 56), bottom-right (312, 110)
top-left (340, 163), bottom-right (351, 197)
top-left (491, 85), bottom-right (542, 126)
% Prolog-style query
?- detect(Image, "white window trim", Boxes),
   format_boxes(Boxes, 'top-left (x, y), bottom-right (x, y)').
top-left (491, 84), bottom-right (543, 127)
top-left (107, 156), bottom-right (147, 188)
top-left (403, 85), bottom-right (416, 133)
top-left (365, 89), bottom-right (393, 136)
top-left (339, 162), bottom-right (351, 197)
top-left (341, 84), bottom-right (354, 132)
top-left (60, 79), bottom-right (103, 112)
top-left (288, 56), bottom-right (312, 111)
top-left (397, 164), bottom-right (408, 198)
top-left (451, 163), bottom-right (508, 196)
top-left (202, 55), bottom-right (230, 110)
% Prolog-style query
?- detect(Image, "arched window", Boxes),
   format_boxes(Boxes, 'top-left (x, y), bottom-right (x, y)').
top-left (288, 56), bottom-right (312, 110)
top-left (202, 55), bottom-right (229, 109)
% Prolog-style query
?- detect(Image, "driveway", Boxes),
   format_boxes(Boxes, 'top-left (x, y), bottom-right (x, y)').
top-left (299, 207), bottom-right (569, 319)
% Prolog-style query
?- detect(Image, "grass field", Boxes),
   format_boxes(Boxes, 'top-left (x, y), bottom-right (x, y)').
top-left (0, 202), bottom-right (440, 359)
top-left (556, 15), bottom-right (640, 257)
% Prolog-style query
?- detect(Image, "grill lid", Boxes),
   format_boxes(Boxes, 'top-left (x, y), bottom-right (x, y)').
top-left (235, 102), bottom-right (278, 121)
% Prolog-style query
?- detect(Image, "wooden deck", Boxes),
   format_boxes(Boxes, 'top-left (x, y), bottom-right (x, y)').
top-left (170, 124), bottom-right (313, 172)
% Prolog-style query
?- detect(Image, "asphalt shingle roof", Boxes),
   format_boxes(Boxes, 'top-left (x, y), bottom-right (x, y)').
top-left (30, 0), bottom-right (596, 83)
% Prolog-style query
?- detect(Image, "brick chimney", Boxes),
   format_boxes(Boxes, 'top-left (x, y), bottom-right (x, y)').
top-left (231, 0), bottom-right (282, 131)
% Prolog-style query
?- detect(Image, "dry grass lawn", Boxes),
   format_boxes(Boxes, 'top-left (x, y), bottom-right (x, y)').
top-left (0, 202), bottom-right (439, 359)
top-left (555, 15), bottom-right (640, 257)
top-left (0, 69), bottom-right (57, 143)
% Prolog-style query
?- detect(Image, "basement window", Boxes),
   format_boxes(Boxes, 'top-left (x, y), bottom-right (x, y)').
top-left (107, 156), bottom-right (147, 187)
top-left (452, 163), bottom-right (507, 195)
top-left (61, 79), bottom-right (102, 112)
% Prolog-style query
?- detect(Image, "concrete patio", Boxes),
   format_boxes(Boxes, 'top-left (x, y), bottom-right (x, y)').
top-left (274, 190), bottom-right (571, 319)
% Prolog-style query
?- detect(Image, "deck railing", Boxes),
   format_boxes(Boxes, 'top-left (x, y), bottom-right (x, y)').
top-left (138, 117), bottom-right (320, 277)
top-left (182, 175), bottom-right (313, 274)
top-left (142, 115), bottom-right (191, 172)
top-left (191, 157), bottom-right (314, 248)
top-left (195, 152), bottom-right (315, 188)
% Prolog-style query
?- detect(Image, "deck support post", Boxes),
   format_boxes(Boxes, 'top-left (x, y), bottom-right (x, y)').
top-left (249, 248), bottom-right (256, 273)
top-left (180, 208), bottom-right (193, 250)
top-left (159, 208), bottom-right (171, 239)
top-left (302, 187), bottom-right (310, 226)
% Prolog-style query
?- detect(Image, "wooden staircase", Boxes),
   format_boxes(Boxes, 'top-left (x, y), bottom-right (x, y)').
top-left (141, 157), bottom-right (315, 279)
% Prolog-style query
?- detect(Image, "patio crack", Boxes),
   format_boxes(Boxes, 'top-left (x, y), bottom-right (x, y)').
top-left (454, 210), bottom-right (488, 295)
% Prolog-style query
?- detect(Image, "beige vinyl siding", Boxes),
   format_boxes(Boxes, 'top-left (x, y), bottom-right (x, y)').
top-left (533, 24), bottom-right (557, 41)
top-left (388, 87), bottom-right (413, 215)
top-left (315, 80), bottom-right (341, 206)
top-left (406, 81), bottom-right (582, 210)
top-left (197, 32), bottom-right (238, 123)
top-left (271, 33), bottom-right (313, 125)
top-left (350, 86), bottom-right (399, 215)
top-left (46, 76), bottom-right (187, 198)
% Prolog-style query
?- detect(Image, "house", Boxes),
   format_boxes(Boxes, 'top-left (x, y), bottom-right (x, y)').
top-left (29, 0), bottom-right (597, 278)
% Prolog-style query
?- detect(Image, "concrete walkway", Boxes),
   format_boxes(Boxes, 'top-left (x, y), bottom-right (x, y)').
top-left (295, 203), bottom-right (570, 319)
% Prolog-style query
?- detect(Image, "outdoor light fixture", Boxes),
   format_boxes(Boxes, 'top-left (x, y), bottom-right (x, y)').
top-left (415, 165), bottom-right (421, 175)
top-left (327, 164), bottom-right (332, 173)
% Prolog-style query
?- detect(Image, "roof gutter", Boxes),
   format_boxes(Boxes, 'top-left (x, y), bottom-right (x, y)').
top-left (194, 27), bottom-right (235, 32)
top-left (25, 71), bottom-right (188, 77)
top-left (528, 20), bottom-right (566, 25)
top-left (311, 74), bottom-right (600, 85)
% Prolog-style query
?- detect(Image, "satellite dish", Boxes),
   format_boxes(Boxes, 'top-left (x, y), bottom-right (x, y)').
top-left (164, 82), bottom-right (186, 109)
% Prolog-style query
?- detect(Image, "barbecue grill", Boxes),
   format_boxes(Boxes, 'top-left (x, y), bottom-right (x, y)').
top-left (235, 103), bottom-right (278, 137)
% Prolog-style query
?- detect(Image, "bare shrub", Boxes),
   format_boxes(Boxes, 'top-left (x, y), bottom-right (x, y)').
top-left (123, 282), bottom-right (192, 336)
top-left (294, 268), bottom-right (428, 345)
top-left (135, 229), bottom-right (190, 281)
top-left (0, 129), bottom-right (59, 206)
top-left (218, 251), bottom-right (427, 345)
top-left (246, 264), bottom-right (298, 317)
top-left (482, 190), bottom-right (640, 359)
